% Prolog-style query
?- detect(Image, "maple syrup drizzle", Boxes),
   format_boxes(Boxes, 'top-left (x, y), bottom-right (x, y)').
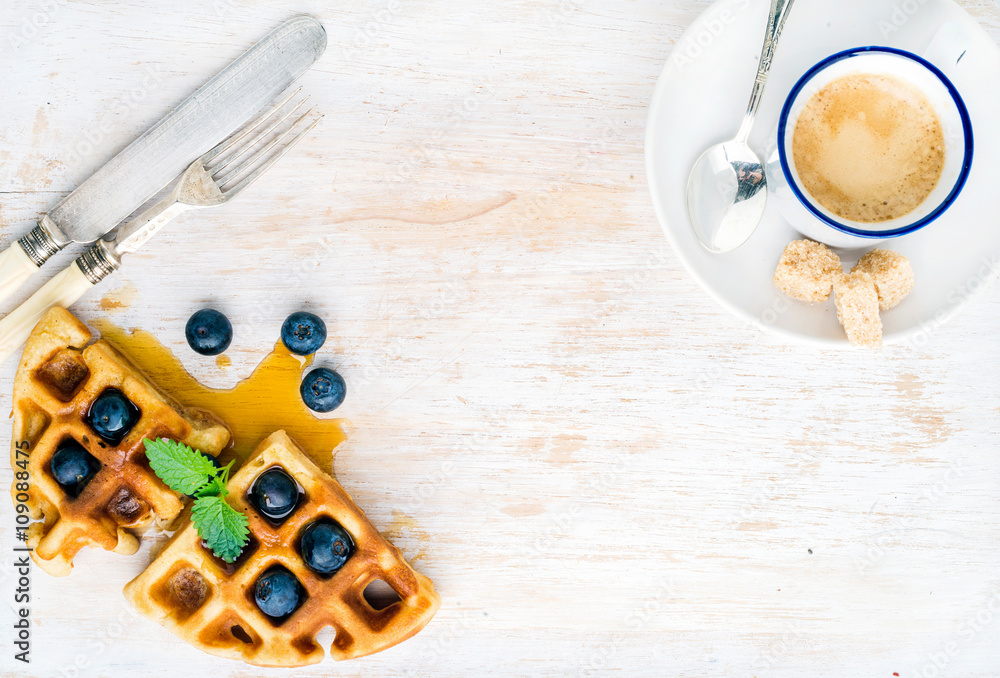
top-left (92, 320), bottom-right (346, 472)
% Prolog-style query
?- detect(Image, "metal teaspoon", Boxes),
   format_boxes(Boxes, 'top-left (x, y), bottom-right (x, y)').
top-left (685, 0), bottom-right (796, 253)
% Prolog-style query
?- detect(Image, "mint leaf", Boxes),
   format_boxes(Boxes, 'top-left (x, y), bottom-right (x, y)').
top-left (195, 476), bottom-right (228, 499)
top-left (191, 496), bottom-right (249, 563)
top-left (143, 438), bottom-right (217, 495)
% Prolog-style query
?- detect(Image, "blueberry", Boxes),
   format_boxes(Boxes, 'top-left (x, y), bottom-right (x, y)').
top-left (185, 309), bottom-right (232, 356)
top-left (50, 441), bottom-right (101, 497)
top-left (281, 312), bottom-right (327, 356)
top-left (86, 389), bottom-right (140, 445)
top-left (300, 368), bottom-right (346, 413)
top-left (253, 567), bottom-right (304, 621)
top-left (249, 468), bottom-right (299, 522)
top-left (299, 519), bottom-right (354, 576)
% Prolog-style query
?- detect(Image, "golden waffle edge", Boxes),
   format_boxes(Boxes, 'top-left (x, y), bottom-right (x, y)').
top-left (11, 307), bottom-right (230, 576)
top-left (123, 429), bottom-right (440, 666)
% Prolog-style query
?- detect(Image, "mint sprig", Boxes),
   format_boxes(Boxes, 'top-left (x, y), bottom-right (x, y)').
top-left (143, 438), bottom-right (249, 563)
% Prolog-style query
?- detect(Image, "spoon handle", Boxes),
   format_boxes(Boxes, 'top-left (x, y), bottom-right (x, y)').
top-left (735, 0), bottom-right (796, 143)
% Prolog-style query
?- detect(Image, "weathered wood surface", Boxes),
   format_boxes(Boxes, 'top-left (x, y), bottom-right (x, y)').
top-left (0, 1), bottom-right (999, 676)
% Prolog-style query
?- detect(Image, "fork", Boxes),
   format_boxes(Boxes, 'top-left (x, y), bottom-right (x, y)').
top-left (0, 90), bottom-right (321, 364)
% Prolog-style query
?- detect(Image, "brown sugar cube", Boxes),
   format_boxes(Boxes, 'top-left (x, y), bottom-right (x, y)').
top-left (773, 240), bottom-right (842, 302)
top-left (851, 248), bottom-right (914, 311)
top-left (834, 270), bottom-right (882, 348)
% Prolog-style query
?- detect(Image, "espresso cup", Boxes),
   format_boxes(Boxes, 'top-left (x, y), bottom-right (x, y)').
top-left (765, 46), bottom-right (973, 249)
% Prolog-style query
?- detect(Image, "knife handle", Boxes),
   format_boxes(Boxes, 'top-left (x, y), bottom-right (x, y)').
top-left (0, 262), bottom-right (95, 364)
top-left (0, 242), bottom-right (42, 306)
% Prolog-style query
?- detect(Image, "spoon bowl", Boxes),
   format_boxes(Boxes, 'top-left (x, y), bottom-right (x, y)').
top-left (687, 140), bottom-right (767, 253)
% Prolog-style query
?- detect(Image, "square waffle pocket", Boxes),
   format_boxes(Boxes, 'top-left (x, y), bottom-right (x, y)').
top-left (123, 430), bottom-right (441, 666)
top-left (11, 308), bottom-right (230, 576)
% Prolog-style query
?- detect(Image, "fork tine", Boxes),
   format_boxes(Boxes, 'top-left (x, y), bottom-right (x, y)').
top-left (215, 107), bottom-right (317, 188)
top-left (200, 86), bottom-right (302, 165)
top-left (210, 96), bottom-right (309, 177)
top-left (219, 114), bottom-right (322, 199)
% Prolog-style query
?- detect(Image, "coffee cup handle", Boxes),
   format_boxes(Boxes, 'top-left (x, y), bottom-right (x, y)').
top-left (922, 22), bottom-right (971, 78)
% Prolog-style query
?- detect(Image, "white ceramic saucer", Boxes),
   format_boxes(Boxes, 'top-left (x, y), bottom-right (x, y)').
top-left (646, 0), bottom-right (1000, 347)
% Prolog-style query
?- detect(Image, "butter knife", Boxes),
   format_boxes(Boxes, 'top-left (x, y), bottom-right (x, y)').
top-left (0, 15), bottom-right (326, 305)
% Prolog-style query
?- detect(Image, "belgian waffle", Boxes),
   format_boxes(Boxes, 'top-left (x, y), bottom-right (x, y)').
top-left (123, 430), bottom-right (440, 666)
top-left (11, 308), bottom-right (230, 576)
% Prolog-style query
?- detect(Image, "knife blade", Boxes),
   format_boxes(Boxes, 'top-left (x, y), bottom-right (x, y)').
top-left (0, 15), bottom-right (326, 305)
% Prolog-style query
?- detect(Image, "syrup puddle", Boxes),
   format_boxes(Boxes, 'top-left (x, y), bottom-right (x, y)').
top-left (93, 319), bottom-right (346, 472)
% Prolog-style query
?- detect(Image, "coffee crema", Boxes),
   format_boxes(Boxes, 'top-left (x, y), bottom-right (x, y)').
top-left (791, 73), bottom-right (945, 223)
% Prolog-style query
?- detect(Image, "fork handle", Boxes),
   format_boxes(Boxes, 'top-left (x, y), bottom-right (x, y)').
top-left (0, 261), bottom-right (96, 364)
top-left (0, 242), bottom-right (42, 306)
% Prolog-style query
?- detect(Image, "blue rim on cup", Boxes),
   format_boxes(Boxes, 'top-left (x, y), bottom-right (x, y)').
top-left (776, 46), bottom-right (974, 240)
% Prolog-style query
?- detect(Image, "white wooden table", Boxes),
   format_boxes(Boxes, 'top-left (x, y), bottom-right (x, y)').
top-left (2, 1), bottom-right (1000, 676)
